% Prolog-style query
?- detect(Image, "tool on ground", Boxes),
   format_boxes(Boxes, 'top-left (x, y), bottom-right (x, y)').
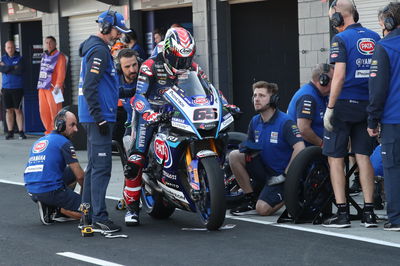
top-left (79, 203), bottom-right (94, 237)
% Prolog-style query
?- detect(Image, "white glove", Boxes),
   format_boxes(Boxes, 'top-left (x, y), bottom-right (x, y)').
top-left (323, 107), bottom-right (334, 132)
top-left (267, 174), bottom-right (286, 186)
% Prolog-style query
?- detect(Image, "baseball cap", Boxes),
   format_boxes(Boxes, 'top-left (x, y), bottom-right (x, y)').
top-left (97, 11), bottom-right (131, 34)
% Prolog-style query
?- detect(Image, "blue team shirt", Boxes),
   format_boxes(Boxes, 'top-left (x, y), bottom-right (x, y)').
top-left (247, 110), bottom-right (303, 174)
top-left (330, 23), bottom-right (380, 100)
top-left (368, 28), bottom-right (400, 127)
top-left (287, 82), bottom-right (327, 146)
top-left (24, 132), bottom-right (78, 194)
top-left (0, 53), bottom-right (23, 89)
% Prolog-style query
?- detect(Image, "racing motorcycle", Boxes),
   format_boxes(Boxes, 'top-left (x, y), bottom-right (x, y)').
top-left (141, 71), bottom-right (236, 230)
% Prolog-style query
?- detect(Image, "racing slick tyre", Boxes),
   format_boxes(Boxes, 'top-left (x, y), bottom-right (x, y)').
top-left (141, 182), bottom-right (175, 219)
top-left (197, 157), bottom-right (226, 230)
top-left (284, 146), bottom-right (332, 220)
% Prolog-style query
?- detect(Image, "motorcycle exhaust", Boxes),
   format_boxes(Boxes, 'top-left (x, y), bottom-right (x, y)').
top-left (142, 172), bottom-right (162, 194)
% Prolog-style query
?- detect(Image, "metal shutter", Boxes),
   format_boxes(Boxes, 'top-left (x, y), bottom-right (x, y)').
top-left (68, 13), bottom-right (100, 105)
top-left (355, 0), bottom-right (391, 35)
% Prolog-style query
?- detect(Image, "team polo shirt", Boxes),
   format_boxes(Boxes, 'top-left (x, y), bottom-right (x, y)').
top-left (330, 23), bottom-right (380, 100)
top-left (24, 132), bottom-right (78, 194)
top-left (247, 110), bottom-right (303, 174)
top-left (287, 82), bottom-right (327, 145)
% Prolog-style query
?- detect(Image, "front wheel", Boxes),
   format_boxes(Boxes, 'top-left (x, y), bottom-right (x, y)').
top-left (196, 157), bottom-right (226, 230)
top-left (141, 181), bottom-right (175, 219)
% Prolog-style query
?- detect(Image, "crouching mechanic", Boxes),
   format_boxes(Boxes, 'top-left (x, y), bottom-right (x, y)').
top-left (229, 81), bottom-right (305, 216)
top-left (24, 109), bottom-right (84, 225)
top-left (123, 27), bottom-right (236, 225)
top-left (287, 63), bottom-right (333, 146)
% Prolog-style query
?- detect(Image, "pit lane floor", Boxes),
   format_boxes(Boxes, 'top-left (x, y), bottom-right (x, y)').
top-left (0, 135), bottom-right (399, 265)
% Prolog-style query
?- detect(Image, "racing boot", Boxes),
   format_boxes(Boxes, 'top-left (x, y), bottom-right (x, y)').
top-left (125, 201), bottom-right (140, 226)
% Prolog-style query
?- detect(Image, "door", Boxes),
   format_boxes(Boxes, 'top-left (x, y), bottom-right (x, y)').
top-left (231, 0), bottom-right (299, 132)
top-left (19, 21), bottom-right (44, 133)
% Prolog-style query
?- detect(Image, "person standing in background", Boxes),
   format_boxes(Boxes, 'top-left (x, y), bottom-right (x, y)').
top-left (0, 40), bottom-right (26, 140)
top-left (37, 36), bottom-right (67, 135)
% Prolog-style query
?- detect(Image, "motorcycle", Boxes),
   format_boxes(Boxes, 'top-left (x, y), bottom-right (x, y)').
top-left (141, 71), bottom-right (236, 230)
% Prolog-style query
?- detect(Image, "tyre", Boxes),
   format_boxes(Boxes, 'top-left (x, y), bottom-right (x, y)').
top-left (196, 157), bottom-right (226, 230)
top-left (284, 146), bottom-right (332, 220)
top-left (141, 182), bottom-right (175, 219)
top-left (224, 132), bottom-right (247, 204)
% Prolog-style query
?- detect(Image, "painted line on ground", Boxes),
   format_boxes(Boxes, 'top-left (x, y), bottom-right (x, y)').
top-left (0, 179), bottom-right (25, 186)
top-left (0, 179), bottom-right (121, 201)
top-left (226, 214), bottom-right (400, 249)
top-left (57, 252), bottom-right (124, 266)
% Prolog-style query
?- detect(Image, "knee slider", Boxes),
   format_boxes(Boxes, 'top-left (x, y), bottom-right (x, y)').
top-left (124, 154), bottom-right (145, 179)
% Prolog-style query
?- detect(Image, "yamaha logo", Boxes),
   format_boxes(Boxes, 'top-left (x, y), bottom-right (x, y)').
top-left (357, 38), bottom-right (375, 55)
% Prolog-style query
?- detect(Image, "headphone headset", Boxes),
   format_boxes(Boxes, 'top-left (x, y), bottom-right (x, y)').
top-left (251, 87), bottom-right (280, 108)
top-left (116, 49), bottom-right (142, 75)
top-left (319, 63), bottom-right (331, 87)
top-left (330, 0), bottom-right (359, 28)
top-left (382, 4), bottom-right (399, 31)
top-left (98, 9), bottom-right (117, 35)
top-left (54, 107), bottom-right (69, 133)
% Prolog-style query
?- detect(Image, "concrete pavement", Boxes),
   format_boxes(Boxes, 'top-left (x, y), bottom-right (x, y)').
top-left (1, 133), bottom-right (399, 249)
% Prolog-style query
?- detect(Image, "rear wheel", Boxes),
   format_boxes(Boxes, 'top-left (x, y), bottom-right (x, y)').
top-left (284, 146), bottom-right (332, 220)
top-left (141, 180), bottom-right (175, 219)
top-left (196, 157), bottom-right (226, 230)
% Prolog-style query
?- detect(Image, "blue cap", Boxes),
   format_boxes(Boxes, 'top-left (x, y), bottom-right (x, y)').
top-left (97, 11), bottom-right (131, 34)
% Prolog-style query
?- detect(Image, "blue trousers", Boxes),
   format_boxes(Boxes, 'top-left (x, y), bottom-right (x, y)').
top-left (82, 122), bottom-right (114, 223)
top-left (381, 124), bottom-right (400, 225)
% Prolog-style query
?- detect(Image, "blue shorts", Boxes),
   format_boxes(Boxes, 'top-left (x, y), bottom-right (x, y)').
top-left (323, 100), bottom-right (374, 158)
top-left (258, 183), bottom-right (284, 207)
top-left (30, 167), bottom-right (81, 212)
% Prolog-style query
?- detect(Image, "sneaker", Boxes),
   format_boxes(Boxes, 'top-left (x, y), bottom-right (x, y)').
top-left (19, 132), bottom-right (27, 140)
top-left (53, 210), bottom-right (78, 223)
top-left (125, 210), bottom-right (140, 226)
top-left (383, 222), bottom-right (400, 231)
top-left (93, 220), bottom-right (121, 233)
top-left (230, 195), bottom-right (257, 216)
top-left (361, 211), bottom-right (378, 228)
top-left (322, 213), bottom-right (351, 228)
top-left (5, 133), bottom-right (14, 140)
top-left (37, 201), bottom-right (56, 225)
top-left (349, 177), bottom-right (361, 195)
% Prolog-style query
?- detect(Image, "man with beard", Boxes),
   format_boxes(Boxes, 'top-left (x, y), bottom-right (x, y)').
top-left (24, 109), bottom-right (84, 225)
top-left (229, 81), bottom-right (305, 216)
top-left (78, 10), bottom-right (131, 233)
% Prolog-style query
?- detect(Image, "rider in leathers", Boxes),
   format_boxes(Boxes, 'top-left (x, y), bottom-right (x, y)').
top-left (123, 27), bottom-right (235, 225)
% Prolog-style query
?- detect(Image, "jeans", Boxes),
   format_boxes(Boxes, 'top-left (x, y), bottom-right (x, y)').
top-left (82, 122), bottom-right (114, 223)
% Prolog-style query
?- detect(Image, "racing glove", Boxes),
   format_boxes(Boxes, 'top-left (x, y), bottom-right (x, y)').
top-left (142, 110), bottom-right (161, 123)
top-left (97, 120), bottom-right (109, 136)
top-left (323, 107), bottom-right (334, 132)
top-left (224, 104), bottom-right (241, 114)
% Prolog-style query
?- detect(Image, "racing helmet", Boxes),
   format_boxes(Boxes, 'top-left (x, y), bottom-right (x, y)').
top-left (162, 27), bottom-right (196, 73)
